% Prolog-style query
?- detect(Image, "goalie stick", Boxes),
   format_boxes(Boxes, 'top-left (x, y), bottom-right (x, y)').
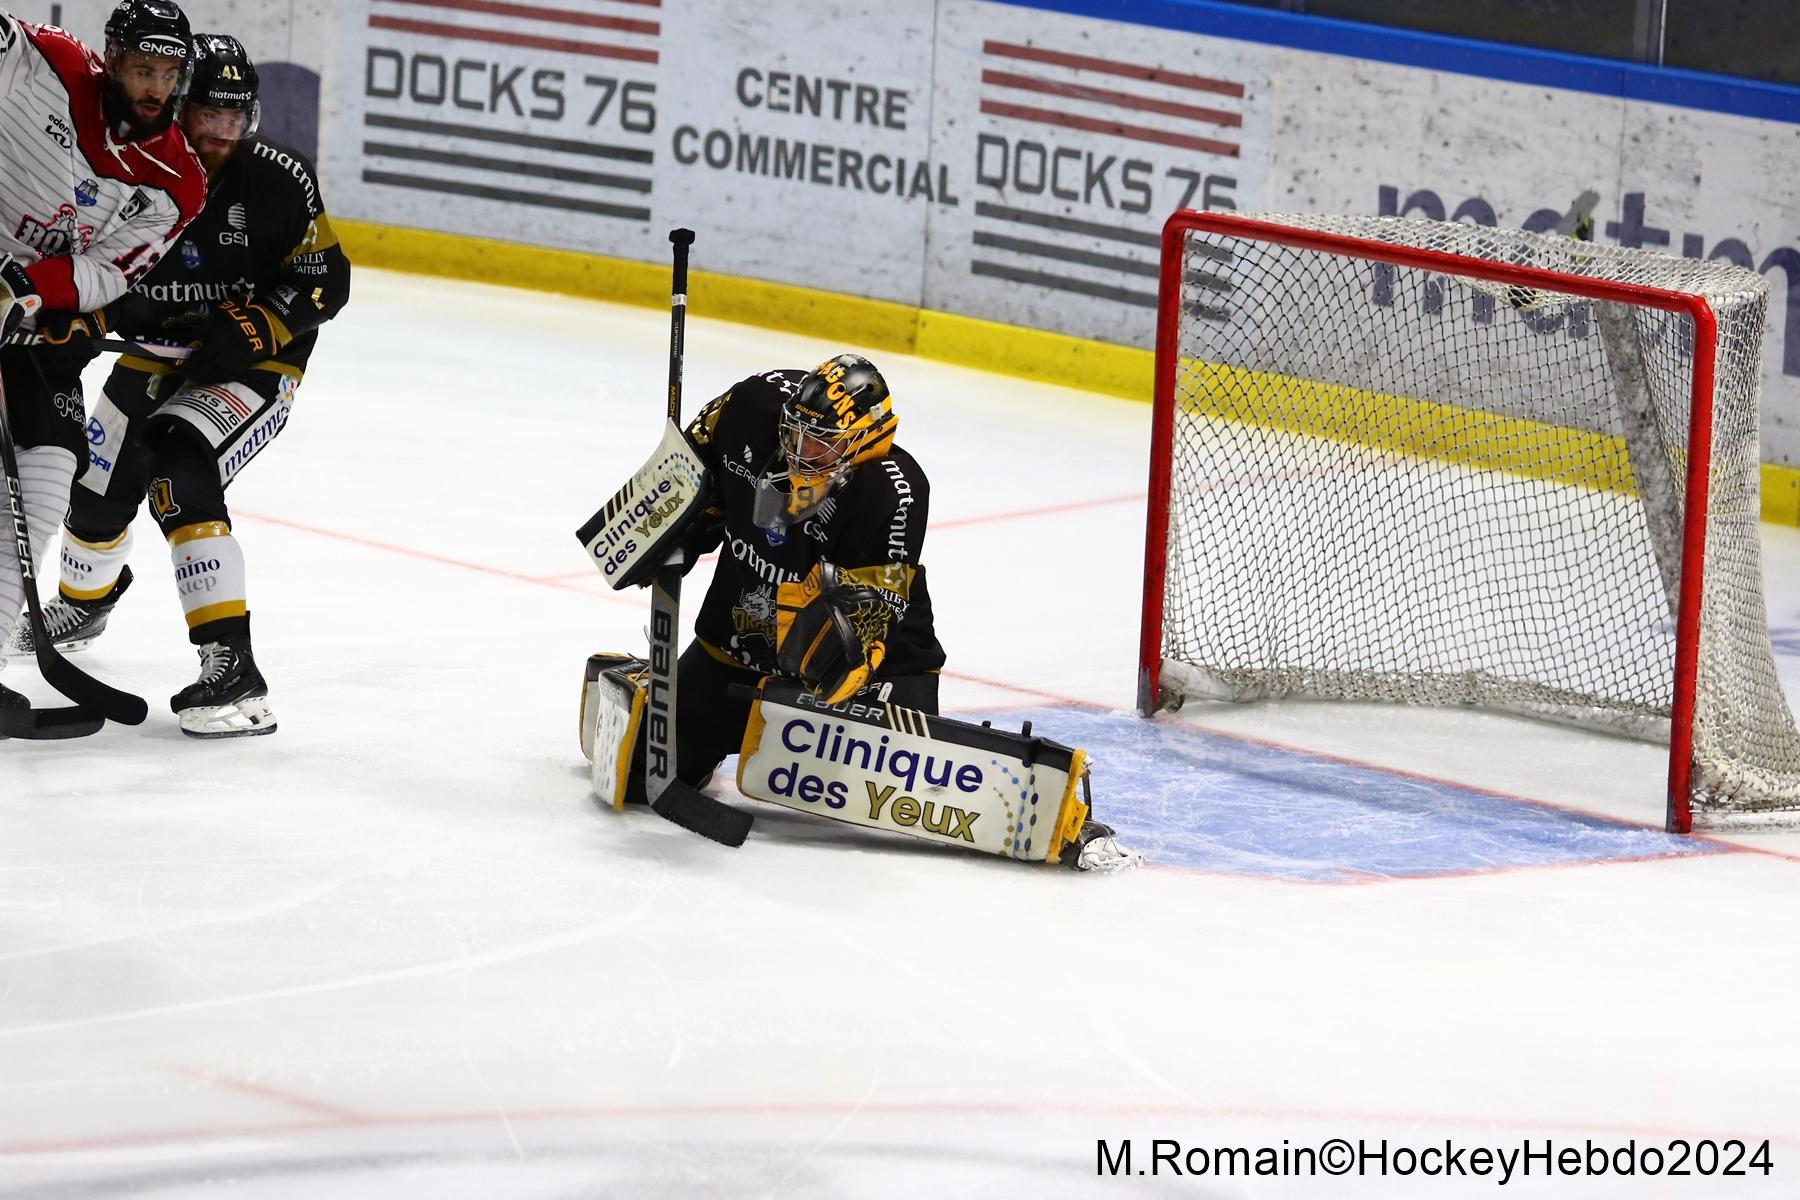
top-left (641, 229), bottom-right (753, 847)
top-left (1, 331), bottom-right (192, 360)
top-left (0, 372), bottom-right (145, 738)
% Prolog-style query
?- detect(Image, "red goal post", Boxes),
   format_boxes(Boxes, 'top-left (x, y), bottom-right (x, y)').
top-left (1139, 209), bottom-right (1799, 833)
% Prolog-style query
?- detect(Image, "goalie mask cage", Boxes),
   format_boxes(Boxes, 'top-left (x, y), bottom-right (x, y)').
top-left (1139, 209), bottom-right (1800, 834)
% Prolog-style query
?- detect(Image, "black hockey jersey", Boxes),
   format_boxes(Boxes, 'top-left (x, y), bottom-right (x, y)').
top-left (683, 369), bottom-right (945, 678)
top-left (105, 136), bottom-right (350, 376)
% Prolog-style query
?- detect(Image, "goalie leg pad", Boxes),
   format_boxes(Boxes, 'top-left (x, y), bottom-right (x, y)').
top-left (580, 653), bottom-right (649, 810)
top-left (736, 678), bottom-right (1094, 865)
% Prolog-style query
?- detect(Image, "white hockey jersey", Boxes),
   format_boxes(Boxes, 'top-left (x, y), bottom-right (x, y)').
top-left (0, 10), bottom-right (204, 322)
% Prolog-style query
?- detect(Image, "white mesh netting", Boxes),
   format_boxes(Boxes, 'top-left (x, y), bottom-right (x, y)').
top-left (1153, 211), bottom-right (1800, 817)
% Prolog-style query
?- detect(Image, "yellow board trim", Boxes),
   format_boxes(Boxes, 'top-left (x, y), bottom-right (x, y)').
top-left (185, 600), bottom-right (247, 628)
top-left (333, 219), bottom-right (1800, 526)
top-left (168, 520), bottom-right (233, 546)
top-left (1182, 360), bottom-right (1636, 496)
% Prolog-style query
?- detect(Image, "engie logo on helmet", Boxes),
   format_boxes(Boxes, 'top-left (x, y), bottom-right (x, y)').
top-left (133, 35), bottom-right (188, 59)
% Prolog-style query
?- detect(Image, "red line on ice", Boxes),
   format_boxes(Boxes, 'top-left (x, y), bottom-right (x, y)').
top-left (174, 1066), bottom-right (370, 1122)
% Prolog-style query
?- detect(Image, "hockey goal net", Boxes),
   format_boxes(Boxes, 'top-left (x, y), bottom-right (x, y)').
top-left (1139, 209), bottom-right (1800, 833)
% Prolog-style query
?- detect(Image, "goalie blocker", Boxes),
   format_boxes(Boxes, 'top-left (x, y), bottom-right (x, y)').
top-left (576, 421), bottom-right (710, 590)
top-left (580, 658), bottom-right (1109, 866)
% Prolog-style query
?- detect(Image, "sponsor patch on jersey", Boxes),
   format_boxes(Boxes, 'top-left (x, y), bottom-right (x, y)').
top-left (14, 206), bottom-right (94, 255)
top-left (181, 240), bottom-right (202, 269)
top-left (227, 203), bottom-right (247, 230)
top-left (74, 178), bottom-right (98, 206)
top-left (0, 20), bottom-right (16, 53)
top-left (44, 113), bottom-right (73, 149)
top-left (119, 189), bottom-right (151, 223)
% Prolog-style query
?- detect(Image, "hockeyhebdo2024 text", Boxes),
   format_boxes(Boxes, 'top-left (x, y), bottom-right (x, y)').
top-left (1096, 1136), bottom-right (1777, 1184)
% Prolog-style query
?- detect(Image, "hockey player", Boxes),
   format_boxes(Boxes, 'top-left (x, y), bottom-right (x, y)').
top-left (0, 0), bottom-right (206, 719)
top-left (581, 351), bottom-right (1135, 867)
top-left (637, 353), bottom-right (945, 797)
top-left (5, 33), bottom-right (351, 737)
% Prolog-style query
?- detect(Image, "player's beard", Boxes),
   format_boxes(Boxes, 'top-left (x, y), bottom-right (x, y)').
top-left (193, 134), bottom-right (234, 174)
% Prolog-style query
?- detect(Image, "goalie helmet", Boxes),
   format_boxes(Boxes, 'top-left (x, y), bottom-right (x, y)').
top-left (102, 0), bottom-right (193, 139)
top-left (782, 354), bottom-right (897, 478)
top-left (184, 34), bottom-right (261, 140)
top-left (755, 354), bottom-right (898, 531)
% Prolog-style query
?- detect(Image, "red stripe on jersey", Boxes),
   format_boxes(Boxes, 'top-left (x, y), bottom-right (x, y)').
top-left (19, 22), bottom-right (207, 226)
top-left (23, 257), bottom-right (77, 310)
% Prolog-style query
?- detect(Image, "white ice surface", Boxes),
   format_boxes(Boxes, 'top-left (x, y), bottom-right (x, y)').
top-left (1, 269), bottom-right (1798, 1197)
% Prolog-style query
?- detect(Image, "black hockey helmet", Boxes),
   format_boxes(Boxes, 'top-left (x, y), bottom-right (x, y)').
top-left (783, 353), bottom-right (897, 477)
top-left (184, 34), bottom-right (261, 139)
top-left (102, 0), bottom-right (193, 139)
top-left (752, 354), bottom-right (898, 531)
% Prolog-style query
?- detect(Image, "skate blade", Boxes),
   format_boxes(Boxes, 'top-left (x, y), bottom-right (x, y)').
top-left (4, 635), bottom-right (97, 658)
top-left (178, 696), bottom-right (277, 739)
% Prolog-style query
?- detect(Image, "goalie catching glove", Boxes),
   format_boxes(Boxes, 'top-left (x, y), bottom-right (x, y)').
top-left (774, 561), bottom-right (894, 704)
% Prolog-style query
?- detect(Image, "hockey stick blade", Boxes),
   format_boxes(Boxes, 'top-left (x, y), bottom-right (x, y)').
top-left (35, 647), bottom-right (147, 724)
top-left (0, 702), bottom-right (105, 739)
top-left (651, 779), bottom-right (754, 847)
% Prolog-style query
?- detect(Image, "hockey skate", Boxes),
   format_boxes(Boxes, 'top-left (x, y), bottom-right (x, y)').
top-left (171, 632), bottom-right (276, 738)
top-left (5, 567), bottom-right (134, 657)
top-left (1063, 819), bottom-right (1143, 873)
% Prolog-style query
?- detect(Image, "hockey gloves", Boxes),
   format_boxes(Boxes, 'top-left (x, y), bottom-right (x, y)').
top-left (35, 309), bottom-right (107, 378)
top-left (184, 298), bottom-right (286, 384)
top-left (775, 562), bottom-right (889, 705)
top-left (0, 255), bottom-right (40, 342)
